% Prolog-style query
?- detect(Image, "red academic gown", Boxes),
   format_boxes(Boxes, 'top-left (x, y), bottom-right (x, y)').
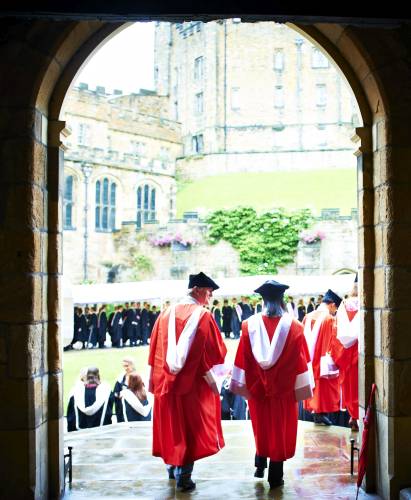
top-left (303, 314), bottom-right (340, 414)
top-left (231, 316), bottom-right (311, 461)
top-left (148, 303), bottom-right (227, 466)
top-left (331, 308), bottom-right (359, 419)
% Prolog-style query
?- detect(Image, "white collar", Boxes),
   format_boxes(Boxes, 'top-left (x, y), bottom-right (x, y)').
top-left (248, 313), bottom-right (292, 370)
top-left (303, 312), bottom-right (327, 361)
top-left (336, 300), bottom-right (359, 348)
top-left (73, 382), bottom-right (111, 416)
top-left (166, 304), bottom-right (204, 374)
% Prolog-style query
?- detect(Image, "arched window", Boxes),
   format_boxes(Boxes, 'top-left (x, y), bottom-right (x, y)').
top-left (63, 175), bottom-right (74, 229)
top-left (137, 184), bottom-right (157, 228)
top-left (95, 177), bottom-right (116, 231)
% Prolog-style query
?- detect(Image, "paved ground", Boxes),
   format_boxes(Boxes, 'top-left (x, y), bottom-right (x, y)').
top-left (64, 420), bottom-right (380, 499)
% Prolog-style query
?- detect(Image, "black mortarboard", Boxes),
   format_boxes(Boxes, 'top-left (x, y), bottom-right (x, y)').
top-left (188, 272), bottom-right (219, 291)
top-left (254, 280), bottom-right (289, 300)
top-left (323, 289), bottom-right (342, 307)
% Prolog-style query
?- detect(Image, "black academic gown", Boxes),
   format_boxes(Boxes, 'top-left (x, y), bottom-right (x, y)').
top-left (222, 306), bottom-right (233, 338)
top-left (113, 374), bottom-right (128, 422)
top-left (123, 308), bottom-right (137, 345)
top-left (78, 314), bottom-right (88, 343)
top-left (134, 308), bottom-right (142, 344)
top-left (221, 381), bottom-right (234, 420)
top-left (116, 390), bottom-right (152, 422)
top-left (110, 312), bottom-right (123, 347)
top-left (88, 312), bottom-right (98, 346)
top-left (98, 311), bottom-right (107, 348)
top-left (240, 303), bottom-right (253, 321)
top-left (141, 308), bottom-right (150, 345)
top-left (72, 313), bottom-right (81, 343)
top-left (231, 305), bottom-right (241, 339)
top-left (212, 306), bottom-right (222, 331)
top-left (232, 394), bottom-right (247, 420)
top-left (66, 383), bottom-right (114, 432)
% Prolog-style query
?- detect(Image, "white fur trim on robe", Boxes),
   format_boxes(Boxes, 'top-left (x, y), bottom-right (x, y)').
top-left (248, 313), bottom-right (292, 370)
top-left (230, 365), bottom-right (250, 399)
top-left (294, 363), bottom-right (314, 401)
top-left (166, 304), bottom-right (204, 374)
top-left (336, 300), bottom-right (359, 348)
top-left (120, 389), bottom-right (152, 420)
top-left (73, 382), bottom-right (111, 429)
top-left (304, 311), bottom-right (327, 362)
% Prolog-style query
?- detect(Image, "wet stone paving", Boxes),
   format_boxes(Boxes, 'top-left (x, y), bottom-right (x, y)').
top-left (64, 420), bottom-right (381, 499)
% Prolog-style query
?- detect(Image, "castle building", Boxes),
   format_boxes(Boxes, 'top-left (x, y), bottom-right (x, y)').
top-left (62, 20), bottom-right (360, 284)
top-left (154, 20), bottom-right (360, 179)
top-left (62, 85), bottom-right (181, 283)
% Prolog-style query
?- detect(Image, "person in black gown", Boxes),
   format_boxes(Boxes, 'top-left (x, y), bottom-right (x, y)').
top-left (211, 299), bottom-right (222, 332)
top-left (113, 357), bottom-right (136, 422)
top-left (66, 366), bottom-right (113, 431)
top-left (221, 299), bottom-right (233, 339)
top-left (116, 371), bottom-right (152, 422)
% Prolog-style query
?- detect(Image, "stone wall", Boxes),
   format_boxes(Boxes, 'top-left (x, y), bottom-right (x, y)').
top-left (1, 15), bottom-right (411, 500)
top-left (63, 209), bottom-right (358, 283)
top-left (155, 20), bottom-right (360, 180)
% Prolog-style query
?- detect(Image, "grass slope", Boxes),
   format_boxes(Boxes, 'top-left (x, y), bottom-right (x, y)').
top-left (176, 169), bottom-right (357, 217)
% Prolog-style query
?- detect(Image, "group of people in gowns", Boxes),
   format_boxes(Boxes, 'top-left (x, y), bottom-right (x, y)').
top-left (65, 270), bottom-right (359, 493)
top-left (65, 302), bottom-right (160, 351)
top-left (302, 277), bottom-right (359, 431)
top-left (66, 359), bottom-right (152, 432)
top-left (148, 272), bottom-right (314, 492)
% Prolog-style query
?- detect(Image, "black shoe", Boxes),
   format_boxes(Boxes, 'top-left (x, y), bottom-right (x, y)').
top-left (254, 467), bottom-right (265, 478)
top-left (176, 479), bottom-right (196, 492)
top-left (63, 344), bottom-right (73, 352)
top-left (269, 479), bottom-right (284, 490)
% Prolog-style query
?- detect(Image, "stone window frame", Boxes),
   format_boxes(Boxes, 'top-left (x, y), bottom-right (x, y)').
top-left (63, 174), bottom-right (76, 230)
top-left (194, 91), bottom-right (204, 114)
top-left (95, 177), bottom-right (117, 232)
top-left (192, 133), bottom-right (204, 154)
top-left (136, 183), bottom-right (157, 228)
top-left (273, 48), bottom-right (285, 71)
top-left (312, 47), bottom-right (330, 69)
top-left (315, 83), bottom-right (327, 107)
top-left (194, 55), bottom-right (204, 81)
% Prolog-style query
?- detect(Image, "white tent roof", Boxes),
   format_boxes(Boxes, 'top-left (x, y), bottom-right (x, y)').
top-left (68, 274), bottom-right (356, 305)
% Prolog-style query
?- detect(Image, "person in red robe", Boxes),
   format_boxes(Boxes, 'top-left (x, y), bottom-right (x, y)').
top-left (331, 276), bottom-right (359, 431)
top-left (148, 272), bottom-right (227, 493)
top-left (303, 289), bottom-right (342, 425)
top-left (230, 280), bottom-right (313, 490)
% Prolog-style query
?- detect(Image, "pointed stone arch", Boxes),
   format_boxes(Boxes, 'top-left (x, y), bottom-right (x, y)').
top-left (1, 16), bottom-right (411, 500)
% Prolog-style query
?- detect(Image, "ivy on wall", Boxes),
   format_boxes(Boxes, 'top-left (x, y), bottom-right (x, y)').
top-left (206, 207), bottom-right (313, 275)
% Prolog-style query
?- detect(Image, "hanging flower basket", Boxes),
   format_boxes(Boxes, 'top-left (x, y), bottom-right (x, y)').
top-left (150, 232), bottom-right (195, 250)
top-left (300, 229), bottom-right (326, 245)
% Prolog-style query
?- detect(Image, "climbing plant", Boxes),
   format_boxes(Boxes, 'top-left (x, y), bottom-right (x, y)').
top-left (206, 207), bottom-right (313, 275)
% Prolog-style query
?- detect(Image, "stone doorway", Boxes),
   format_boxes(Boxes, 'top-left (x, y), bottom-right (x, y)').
top-left (1, 12), bottom-right (410, 500)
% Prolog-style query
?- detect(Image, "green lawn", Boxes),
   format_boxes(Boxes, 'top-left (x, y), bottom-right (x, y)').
top-left (63, 341), bottom-right (238, 412)
top-left (176, 169), bottom-right (357, 217)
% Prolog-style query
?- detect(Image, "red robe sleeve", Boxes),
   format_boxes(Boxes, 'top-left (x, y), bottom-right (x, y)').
top-left (294, 333), bottom-right (314, 401)
top-left (148, 316), bottom-right (160, 393)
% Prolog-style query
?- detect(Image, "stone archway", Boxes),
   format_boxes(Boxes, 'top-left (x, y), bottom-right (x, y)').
top-left (1, 16), bottom-right (410, 500)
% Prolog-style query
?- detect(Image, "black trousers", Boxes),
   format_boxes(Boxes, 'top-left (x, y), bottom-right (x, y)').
top-left (255, 455), bottom-right (283, 483)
